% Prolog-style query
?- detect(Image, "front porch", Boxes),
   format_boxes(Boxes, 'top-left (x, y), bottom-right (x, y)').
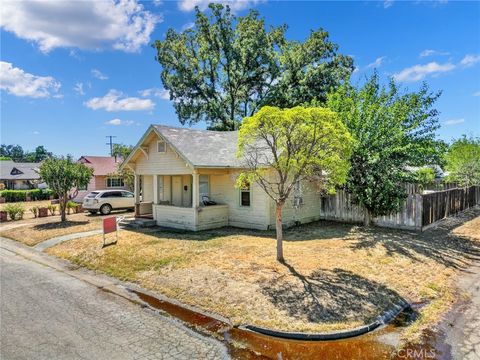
top-left (134, 172), bottom-right (229, 231)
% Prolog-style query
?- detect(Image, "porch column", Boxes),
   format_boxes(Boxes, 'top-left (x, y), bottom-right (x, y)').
top-left (192, 171), bottom-right (199, 227)
top-left (134, 174), bottom-right (140, 216)
top-left (153, 175), bottom-right (158, 205)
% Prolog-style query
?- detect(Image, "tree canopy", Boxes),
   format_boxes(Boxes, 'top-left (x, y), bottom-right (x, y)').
top-left (0, 144), bottom-right (52, 162)
top-left (112, 143), bottom-right (135, 191)
top-left (327, 73), bottom-right (445, 224)
top-left (39, 157), bottom-right (93, 222)
top-left (445, 136), bottom-right (480, 186)
top-left (154, 3), bottom-right (353, 130)
top-left (237, 106), bottom-right (353, 260)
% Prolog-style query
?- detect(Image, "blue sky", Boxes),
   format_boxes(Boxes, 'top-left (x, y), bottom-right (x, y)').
top-left (1, 0), bottom-right (479, 158)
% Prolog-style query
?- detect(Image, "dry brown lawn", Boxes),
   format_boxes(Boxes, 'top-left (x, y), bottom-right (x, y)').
top-left (0, 211), bottom-right (126, 246)
top-left (47, 208), bottom-right (480, 335)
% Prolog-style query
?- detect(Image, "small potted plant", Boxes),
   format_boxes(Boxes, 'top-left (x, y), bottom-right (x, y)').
top-left (38, 207), bottom-right (49, 217)
top-left (0, 210), bottom-right (7, 222)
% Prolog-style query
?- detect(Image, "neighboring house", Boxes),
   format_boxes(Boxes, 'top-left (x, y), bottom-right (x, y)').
top-left (120, 125), bottom-right (323, 231)
top-left (76, 156), bottom-right (127, 200)
top-left (0, 160), bottom-right (44, 189)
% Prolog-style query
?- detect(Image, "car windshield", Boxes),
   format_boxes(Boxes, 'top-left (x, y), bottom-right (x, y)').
top-left (85, 192), bottom-right (99, 198)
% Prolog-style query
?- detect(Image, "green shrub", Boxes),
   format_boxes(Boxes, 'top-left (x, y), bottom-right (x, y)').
top-left (30, 206), bottom-right (39, 218)
top-left (4, 203), bottom-right (25, 220)
top-left (47, 204), bottom-right (57, 216)
top-left (66, 201), bottom-right (77, 214)
top-left (0, 189), bottom-right (54, 202)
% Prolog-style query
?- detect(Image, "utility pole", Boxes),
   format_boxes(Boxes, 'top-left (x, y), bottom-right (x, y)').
top-left (106, 135), bottom-right (117, 156)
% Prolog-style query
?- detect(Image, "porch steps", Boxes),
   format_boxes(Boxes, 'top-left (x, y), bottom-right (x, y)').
top-left (119, 218), bottom-right (157, 229)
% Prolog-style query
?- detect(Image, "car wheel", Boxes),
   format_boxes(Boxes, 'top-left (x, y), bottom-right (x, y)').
top-left (100, 204), bottom-right (112, 215)
top-left (88, 211), bottom-right (97, 215)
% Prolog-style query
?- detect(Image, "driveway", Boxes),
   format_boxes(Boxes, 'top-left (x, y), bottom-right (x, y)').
top-left (0, 240), bottom-right (229, 360)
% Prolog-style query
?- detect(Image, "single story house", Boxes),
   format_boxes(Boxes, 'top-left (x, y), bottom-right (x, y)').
top-left (120, 125), bottom-right (323, 231)
top-left (0, 160), bottom-right (45, 190)
top-left (75, 156), bottom-right (128, 200)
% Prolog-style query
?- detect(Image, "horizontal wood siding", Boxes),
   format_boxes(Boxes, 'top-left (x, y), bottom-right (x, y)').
top-left (142, 175), bottom-right (154, 202)
top-left (153, 205), bottom-right (195, 230)
top-left (134, 136), bottom-right (192, 175)
top-left (198, 205), bottom-right (229, 230)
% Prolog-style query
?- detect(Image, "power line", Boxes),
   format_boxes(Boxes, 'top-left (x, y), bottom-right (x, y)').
top-left (106, 136), bottom-right (117, 156)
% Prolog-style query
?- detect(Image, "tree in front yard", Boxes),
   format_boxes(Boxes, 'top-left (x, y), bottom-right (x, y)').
top-left (445, 136), bottom-right (480, 186)
top-left (327, 73), bottom-right (446, 226)
top-left (112, 143), bottom-right (135, 191)
top-left (154, 4), bottom-right (353, 131)
top-left (237, 106), bottom-right (353, 261)
top-left (39, 157), bottom-right (93, 222)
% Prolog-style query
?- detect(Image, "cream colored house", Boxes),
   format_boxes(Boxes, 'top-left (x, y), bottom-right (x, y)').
top-left (121, 125), bottom-right (323, 231)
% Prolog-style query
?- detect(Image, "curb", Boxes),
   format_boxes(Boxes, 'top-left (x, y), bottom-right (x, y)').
top-left (241, 301), bottom-right (410, 341)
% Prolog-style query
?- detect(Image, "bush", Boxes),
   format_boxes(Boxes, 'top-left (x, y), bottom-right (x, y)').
top-left (30, 206), bottom-right (39, 218)
top-left (47, 204), bottom-right (57, 216)
top-left (4, 203), bottom-right (25, 220)
top-left (0, 189), bottom-right (54, 202)
top-left (66, 201), bottom-right (77, 214)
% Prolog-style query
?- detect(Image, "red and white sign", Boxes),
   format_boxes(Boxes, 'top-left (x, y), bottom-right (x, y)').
top-left (103, 217), bottom-right (117, 234)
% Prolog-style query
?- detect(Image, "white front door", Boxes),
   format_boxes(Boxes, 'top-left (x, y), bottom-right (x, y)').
top-left (171, 176), bottom-right (182, 206)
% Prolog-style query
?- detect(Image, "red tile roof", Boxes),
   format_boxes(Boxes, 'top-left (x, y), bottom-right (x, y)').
top-left (78, 156), bottom-right (120, 176)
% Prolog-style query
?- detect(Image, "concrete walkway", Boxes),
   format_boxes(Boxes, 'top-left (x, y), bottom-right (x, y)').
top-left (33, 229), bottom-right (103, 251)
top-left (445, 263), bottom-right (480, 360)
top-left (0, 237), bottom-right (229, 360)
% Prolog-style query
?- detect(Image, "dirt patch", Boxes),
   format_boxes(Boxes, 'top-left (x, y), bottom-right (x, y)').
top-left (47, 208), bottom-right (480, 335)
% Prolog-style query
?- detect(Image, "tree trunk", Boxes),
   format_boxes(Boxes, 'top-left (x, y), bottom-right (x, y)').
top-left (60, 196), bottom-right (67, 222)
top-left (275, 203), bottom-right (284, 262)
top-left (363, 209), bottom-right (371, 227)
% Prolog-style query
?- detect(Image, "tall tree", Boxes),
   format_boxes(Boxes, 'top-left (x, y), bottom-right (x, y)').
top-left (39, 157), bottom-right (93, 222)
top-left (327, 73), bottom-right (445, 225)
top-left (154, 4), bottom-right (353, 130)
top-left (0, 144), bottom-right (24, 162)
top-left (445, 136), bottom-right (480, 187)
top-left (237, 106), bottom-right (352, 261)
top-left (112, 143), bottom-right (135, 191)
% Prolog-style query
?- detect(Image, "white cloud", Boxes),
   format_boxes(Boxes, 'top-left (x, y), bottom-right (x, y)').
top-left (419, 49), bottom-right (450, 58)
top-left (85, 90), bottom-right (155, 111)
top-left (367, 56), bottom-right (386, 68)
top-left (0, 61), bottom-right (61, 98)
top-left (393, 62), bottom-right (455, 82)
top-left (139, 87), bottom-right (170, 100)
top-left (383, 0), bottom-right (394, 8)
top-left (0, 0), bottom-right (160, 53)
top-left (33, 130), bottom-right (40, 135)
top-left (153, 0), bottom-right (163, 6)
top-left (73, 82), bottom-right (85, 96)
top-left (106, 118), bottom-right (134, 126)
top-left (460, 54), bottom-right (480, 67)
top-left (444, 118), bottom-right (465, 126)
top-left (181, 22), bottom-right (195, 31)
top-left (473, 91), bottom-right (480, 97)
top-left (179, 0), bottom-right (262, 12)
top-left (91, 69), bottom-right (108, 80)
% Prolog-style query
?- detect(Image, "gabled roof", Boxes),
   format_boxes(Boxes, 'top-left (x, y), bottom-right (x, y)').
top-left (153, 125), bottom-right (240, 168)
top-left (78, 156), bottom-right (120, 176)
top-left (0, 160), bottom-right (41, 180)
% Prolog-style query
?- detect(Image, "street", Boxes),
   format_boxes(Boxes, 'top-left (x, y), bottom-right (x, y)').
top-left (0, 245), bottom-right (229, 360)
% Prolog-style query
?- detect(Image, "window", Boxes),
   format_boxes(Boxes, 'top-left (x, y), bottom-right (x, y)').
top-left (240, 182), bottom-right (251, 207)
top-left (106, 177), bottom-right (124, 188)
top-left (102, 191), bottom-right (122, 198)
top-left (199, 175), bottom-right (209, 203)
top-left (157, 140), bottom-right (166, 153)
top-left (122, 191), bottom-right (134, 198)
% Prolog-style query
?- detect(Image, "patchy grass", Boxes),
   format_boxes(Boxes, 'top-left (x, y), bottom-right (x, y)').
top-left (47, 208), bottom-right (480, 334)
top-left (0, 212), bottom-right (113, 246)
top-left (0, 200), bottom-right (52, 220)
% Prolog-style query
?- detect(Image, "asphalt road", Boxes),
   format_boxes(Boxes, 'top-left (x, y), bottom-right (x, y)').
top-left (0, 246), bottom-right (229, 360)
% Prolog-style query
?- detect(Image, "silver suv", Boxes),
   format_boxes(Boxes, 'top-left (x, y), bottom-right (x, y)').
top-left (82, 190), bottom-right (135, 215)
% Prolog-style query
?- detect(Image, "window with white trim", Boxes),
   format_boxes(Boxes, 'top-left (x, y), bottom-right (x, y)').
top-left (199, 175), bottom-right (209, 203)
top-left (157, 140), bottom-right (166, 153)
top-left (240, 182), bottom-right (251, 207)
top-left (106, 177), bottom-right (124, 188)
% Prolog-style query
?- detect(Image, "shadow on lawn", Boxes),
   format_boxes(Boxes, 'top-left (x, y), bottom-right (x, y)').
top-left (350, 207), bottom-right (480, 270)
top-left (33, 220), bottom-right (89, 231)
top-left (260, 262), bottom-right (412, 325)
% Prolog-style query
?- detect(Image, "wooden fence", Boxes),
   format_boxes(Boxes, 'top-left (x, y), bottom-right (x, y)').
top-left (319, 186), bottom-right (480, 231)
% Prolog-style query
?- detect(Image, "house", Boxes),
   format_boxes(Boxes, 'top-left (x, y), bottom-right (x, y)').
top-left (0, 160), bottom-right (44, 189)
top-left (75, 156), bottom-right (128, 200)
top-left (120, 125), bottom-right (323, 231)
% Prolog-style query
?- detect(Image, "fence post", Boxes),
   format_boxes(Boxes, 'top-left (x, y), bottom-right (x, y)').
top-left (415, 193), bottom-right (423, 231)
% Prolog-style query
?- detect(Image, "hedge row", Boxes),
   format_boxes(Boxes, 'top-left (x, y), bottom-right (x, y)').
top-left (0, 189), bottom-right (54, 202)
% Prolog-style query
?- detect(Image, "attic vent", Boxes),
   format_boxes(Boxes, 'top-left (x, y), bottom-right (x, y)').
top-left (10, 167), bottom-right (23, 175)
top-left (157, 140), bottom-right (166, 153)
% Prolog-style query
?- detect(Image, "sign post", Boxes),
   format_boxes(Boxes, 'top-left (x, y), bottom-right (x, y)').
top-left (102, 217), bottom-right (118, 247)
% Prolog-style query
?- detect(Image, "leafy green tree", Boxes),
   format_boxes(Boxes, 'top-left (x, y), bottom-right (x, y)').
top-left (327, 73), bottom-right (445, 225)
top-left (413, 167), bottom-right (435, 192)
top-left (0, 144), bottom-right (24, 162)
top-left (112, 144), bottom-right (134, 191)
top-left (24, 146), bottom-right (52, 162)
top-left (445, 136), bottom-right (480, 186)
top-left (39, 157), bottom-right (93, 222)
top-left (154, 4), bottom-right (353, 130)
top-left (237, 106), bottom-right (353, 261)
